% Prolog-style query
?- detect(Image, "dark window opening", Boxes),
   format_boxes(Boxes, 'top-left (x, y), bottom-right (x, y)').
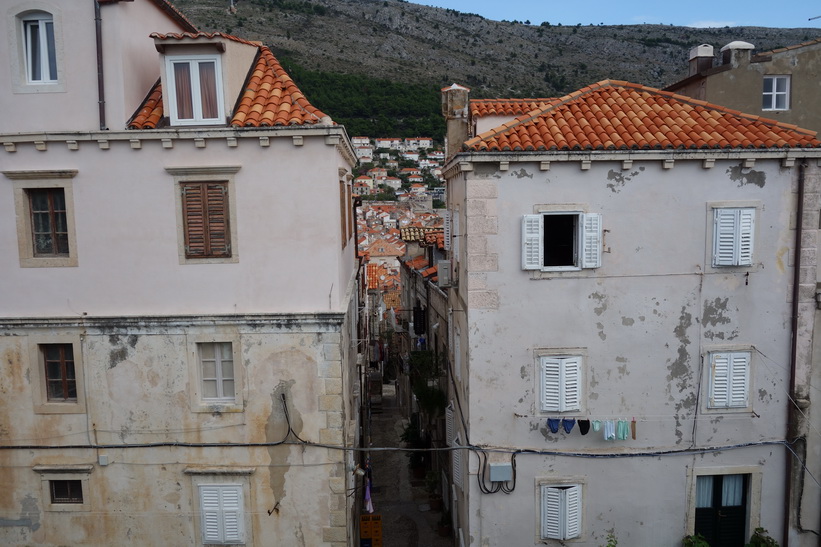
top-left (43, 344), bottom-right (76, 401)
top-left (543, 214), bottom-right (577, 267)
top-left (50, 479), bottom-right (83, 503)
top-left (28, 188), bottom-right (68, 256)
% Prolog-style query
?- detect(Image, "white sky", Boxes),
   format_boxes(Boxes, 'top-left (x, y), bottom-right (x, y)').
top-left (413, 0), bottom-right (821, 28)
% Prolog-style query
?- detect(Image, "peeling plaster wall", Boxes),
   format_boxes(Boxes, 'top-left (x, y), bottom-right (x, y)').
top-left (456, 156), bottom-right (808, 545)
top-left (0, 314), bottom-right (354, 546)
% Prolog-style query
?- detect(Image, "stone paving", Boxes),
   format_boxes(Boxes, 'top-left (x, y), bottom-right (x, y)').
top-left (361, 384), bottom-right (452, 547)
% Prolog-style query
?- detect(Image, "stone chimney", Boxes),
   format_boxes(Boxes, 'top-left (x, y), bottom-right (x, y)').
top-left (688, 44), bottom-right (714, 75)
top-left (441, 83), bottom-right (470, 160)
top-left (720, 41), bottom-right (754, 67)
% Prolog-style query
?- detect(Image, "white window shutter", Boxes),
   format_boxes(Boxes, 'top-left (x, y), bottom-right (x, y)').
top-left (452, 437), bottom-right (463, 490)
top-left (541, 486), bottom-right (562, 539)
top-left (453, 212), bottom-right (460, 259)
top-left (221, 486), bottom-right (243, 543)
top-left (710, 353), bottom-right (731, 407)
top-left (581, 213), bottom-right (602, 268)
top-left (562, 357), bottom-right (582, 411)
top-left (713, 209), bottom-right (737, 266)
top-left (737, 208), bottom-right (755, 266)
top-left (522, 214), bottom-right (543, 270)
top-left (445, 403), bottom-right (454, 447)
top-left (444, 210), bottom-right (452, 251)
top-left (729, 353), bottom-right (750, 407)
top-left (200, 486), bottom-right (222, 543)
top-left (565, 485), bottom-right (582, 539)
top-left (540, 357), bottom-right (562, 412)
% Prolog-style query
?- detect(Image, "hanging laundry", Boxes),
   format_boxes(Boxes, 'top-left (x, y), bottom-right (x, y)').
top-left (547, 418), bottom-right (561, 434)
top-left (604, 420), bottom-right (615, 441)
top-left (562, 418), bottom-right (576, 434)
top-left (578, 419), bottom-right (591, 435)
top-left (592, 420), bottom-right (602, 432)
top-left (616, 420), bottom-right (629, 441)
top-left (364, 477), bottom-right (374, 514)
top-left (631, 419), bottom-right (637, 440)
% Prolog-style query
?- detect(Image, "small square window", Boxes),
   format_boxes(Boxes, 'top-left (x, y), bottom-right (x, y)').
top-left (712, 207), bottom-right (755, 267)
top-left (762, 75), bottom-right (790, 111)
top-left (541, 484), bottom-right (582, 540)
top-left (522, 212), bottom-right (601, 271)
top-left (199, 342), bottom-right (235, 402)
top-left (708, 351), bottom-right (750, 409)
top-left (539, 356), bottom-right (581, 412)
top-left (50, 479), bottom-right (83, 504)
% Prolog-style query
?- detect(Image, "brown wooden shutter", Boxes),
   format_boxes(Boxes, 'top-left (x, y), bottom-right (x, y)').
top-left (181, 182), bottom-right (230, 258)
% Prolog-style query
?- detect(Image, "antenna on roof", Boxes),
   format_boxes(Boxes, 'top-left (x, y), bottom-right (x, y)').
top-left (810, 15), bottom-right (821, 20)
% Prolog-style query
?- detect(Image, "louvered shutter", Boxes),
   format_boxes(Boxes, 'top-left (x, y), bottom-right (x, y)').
top-left (580, 213), bottom-right (602, 268)
top-left (729, 353), bottom-right (750, 407)
top-left (737, 208), bottom-right (755, 266)
top-left (221, 486), bottom-right (243, 543)
top-left (541, 486), bottom-right (562, 539)
top-left (522, 214), bottom-right (543, 270)
top-left (199, 485), bottom-right (223, 543)
top-left (562, 357), bottom-right (582, 411)
top-left (445, 403), bottom-right (454, 447)
top-left (564, 485), bottom-right (582, 539)
top-left (182, 182), bottom-right (231, 258)
top-left (444, 210), bottom-right (452, 251)
top-left (710, 353), bottom-right (731, 408)
top-left (452, 436), bottom-right (462, 490)
top-left (540, 358), bottom-right (562, 412)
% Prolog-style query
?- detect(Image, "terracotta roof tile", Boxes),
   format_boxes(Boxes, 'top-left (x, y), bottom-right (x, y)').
top-left (129, 33), bottom-right (329, 129)
top-left (465, 80), bottom-right (820, 152)
top-left (470, 98), bottom-right (559, 117)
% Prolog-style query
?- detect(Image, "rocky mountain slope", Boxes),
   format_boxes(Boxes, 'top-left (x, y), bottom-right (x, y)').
top-left (172, 0), bottom-right (817, 98)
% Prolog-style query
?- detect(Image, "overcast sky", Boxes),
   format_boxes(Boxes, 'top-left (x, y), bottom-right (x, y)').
top-left (413, 0), bottom-right (821, 28)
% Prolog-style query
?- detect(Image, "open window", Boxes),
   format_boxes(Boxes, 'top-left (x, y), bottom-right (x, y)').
top-left (540, 484), bottom-right (582, 540)
top-left (522, 212), bottom-right (601, 271)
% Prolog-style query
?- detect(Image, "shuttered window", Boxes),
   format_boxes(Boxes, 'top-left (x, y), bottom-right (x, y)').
top-left (445, 403), bottom-right (454, 447)
top-left (540, 356), bottom-right (582, 412)
top-left (541, 484), bottom-right (582, 540)
top-left (199, 484), bottom-right (244, 544)
top-left (522, 212), bottom-right (601, 271)
top-left (181, 182), bottom-right (231, 258)
top-left (709, 352), bottom-right (750, 408)
top-left (452, 435), bottom-right (463, 490)
top-left (712, 208), bottom-right (755, 267)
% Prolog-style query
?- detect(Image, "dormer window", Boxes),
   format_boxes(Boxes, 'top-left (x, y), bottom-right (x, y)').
top-left (165, 55), bottom-right (225, 126)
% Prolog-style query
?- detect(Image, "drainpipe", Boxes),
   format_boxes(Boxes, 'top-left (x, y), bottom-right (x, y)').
top-left (94, 1), bottom-right (107, 130)
top-left (785, 161), bottom-right (806, 547)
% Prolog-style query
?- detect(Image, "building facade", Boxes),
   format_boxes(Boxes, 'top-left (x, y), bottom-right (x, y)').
top-left (0, 1), bottom-right (360, 545)
top-left (442, 81), bottom-right (821, 546)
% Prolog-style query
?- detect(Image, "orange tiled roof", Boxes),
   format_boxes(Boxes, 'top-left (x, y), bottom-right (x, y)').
top-left (129, 33), bottom-right (329, 129)
top-left (99, 0), bottom-right (197, 32)
top-left (404, 255), bottom-right (429, 270)
top-left (755, 37), bottom-right (821, 58)
top-left (465, 80), bottom-right (820, 152)
top-left (471, 98), bottom-right (559, 118)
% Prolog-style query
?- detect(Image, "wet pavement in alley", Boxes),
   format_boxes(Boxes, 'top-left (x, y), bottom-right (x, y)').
top-left (361, 383), bottom-right (453, 547)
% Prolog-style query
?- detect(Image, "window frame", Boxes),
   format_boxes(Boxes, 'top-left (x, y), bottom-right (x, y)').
top-left (168, 166), bottom-right (240, 265)
top-left (535, 348), bottom-right (586, 415)
top-left (762, 75), bottom-right (790, 111)
top-left (522, 209), bottom-right (602, 272)
top-left (8, 7), bottom-right (65, 93)
top-left (22, 12), bottom-right (56, 84)
top-left (34, 465), bottom-right (92, 512)
top-left (199, 342), bottom-right (236, 403)
top-left (42, 343), bottom-right (77, 402)
top-left (538, 482), bottom-right (583, 541)
top-left (185, 468), bottom-right (254, 547)
top-left (705, 350), bottom-right (752, 411)
top-left (199, 484), bottom-right (245, 545)
top-left (686, 466), bottom-right (762, 540)
top-left (5, 170), bottom-right (79, 268)
top-left (187, 334), bottom-right (244, 413)
top-left (28, 336), bottom-right (86, 415)
top-left (711, 206), bottom-right (756, 268)
top-left (164, 54), bottom-right (226, 126)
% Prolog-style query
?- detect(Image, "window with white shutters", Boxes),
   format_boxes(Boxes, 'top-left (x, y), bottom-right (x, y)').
top-left (712, 208), bottom-right (755, 267)
top-left (522, 212), bottom-right (601, 271)
top-left (541, 484), bottom-right (582, 540)
top-left (199, 484), bottom-right (244, 544)
top-left (452, 435), bottom-right (463, 490)
top-left (445, 403), bottom-right (454, 447)
top-left (540, 356), bottom-right (582, 412)
top-left (709, 352), bottom-right (750, 409)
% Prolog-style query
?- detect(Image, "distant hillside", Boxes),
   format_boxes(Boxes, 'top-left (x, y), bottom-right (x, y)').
top-left (171, 0), bottom-right (818, 138)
